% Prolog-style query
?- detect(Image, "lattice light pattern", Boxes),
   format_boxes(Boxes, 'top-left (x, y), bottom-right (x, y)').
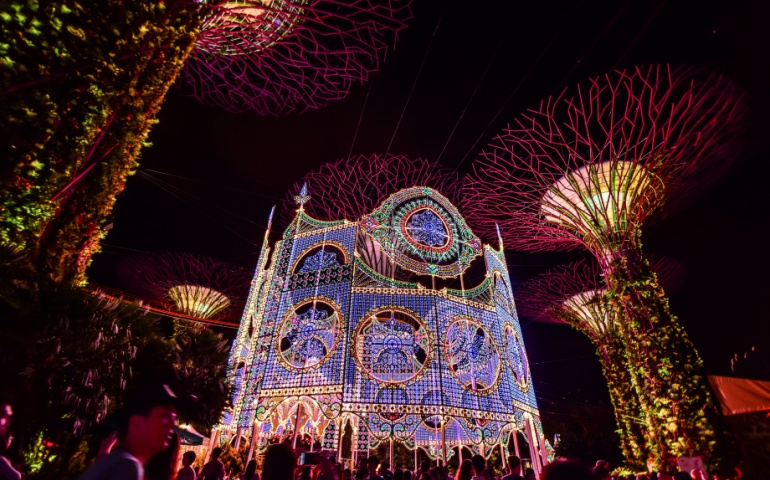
top-left (220, 187), bottom-right (545, 468)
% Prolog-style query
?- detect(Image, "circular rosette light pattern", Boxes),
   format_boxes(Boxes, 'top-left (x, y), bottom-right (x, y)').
top-left (276, 298), bottom-right (341, 371)
top-left (444, 316), bottom-right (502, 394)
top-left (502, 323), bottom-right (529, 390)
top-left (361, 187), bottom-right (482, 277)
top-left (353, 307), bottom-right (433, 386)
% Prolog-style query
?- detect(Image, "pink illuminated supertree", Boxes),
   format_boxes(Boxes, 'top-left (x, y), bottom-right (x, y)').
top-left (465, 65), bottom-right (746, 469)
top-left (182, 0), bottom-right (412, 114)
top-left (285, 153), bottom-right (462, 221)
top-left (517, 256), bottom-right (683, 468)
top-left (121, 252), bottom-right (249, 321)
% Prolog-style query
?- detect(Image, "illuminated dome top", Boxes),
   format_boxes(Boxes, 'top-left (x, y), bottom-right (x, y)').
top-left (167, 284), bottom-right (232, 319)
top-left (561, 289), bottom-right (614, 338)
top-left (360, 187), bottom-right (482, 277)
top-left (197, 0), bottom-right (305, 56)
top-left (541, 160), bottom-right (660, 239)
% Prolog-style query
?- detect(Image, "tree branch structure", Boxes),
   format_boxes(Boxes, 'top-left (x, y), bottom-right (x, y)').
top-left (182, 0), bottom-right (412, 115)
top-left (284, 153), bottom-right (462, 222)
top-left (465, 65), bottom-right (747, 470)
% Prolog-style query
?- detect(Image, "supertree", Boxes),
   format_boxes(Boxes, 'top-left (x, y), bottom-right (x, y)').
top-left (185, 0), bottom-right (412, 114)
top-left (465, 65), bottom-right (746, 469)
top-left (0, 0), bottom-right (410, 284)
top-left (121, 252), bottom-right (250, 321)
top-left (517, 256), bottom-right (683, 468)
top-left (285, 153), bottom-right (462, 222)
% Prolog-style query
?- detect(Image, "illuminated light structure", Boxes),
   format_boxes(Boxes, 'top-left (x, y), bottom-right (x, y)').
top-left (222, 186), bottom-right (543, 473)
top-left (465, 65), bottom-right (746, 469)
top-left (183, 0), bottom-right (412, 114)
top-left (121, 252), bottom-right (249, 321)
top-left (284, 154), bottom-right (462, 279)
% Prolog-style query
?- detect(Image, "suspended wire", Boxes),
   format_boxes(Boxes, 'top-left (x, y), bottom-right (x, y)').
top-left (611, 0), bottom-right (671, 70)
top-left (348, 78), bottom-right (376, 158)
top-left (547, 0), bottom-right (636, 95)
top-left (435, 6), bottom-right (519, 164)
top-left (138, 172), bottom-right (262, 248)
top-left (454, 0), bottom-right (586, 172)
top-left (384, 1), bottom-right (448, 157)
top-left (141, 171), bottom-right (266, 228)
top-left (142, 168), bottom-right (284, 200)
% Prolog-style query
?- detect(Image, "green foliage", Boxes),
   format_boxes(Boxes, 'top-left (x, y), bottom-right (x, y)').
top-left (219, 442), bottom-right (246, 476)
top-left (0, 248), bottom-right (232, 477)
top-left (602, 245), bottom-right (728, 472)
top-left (0, 0), bottom-right (202, 284)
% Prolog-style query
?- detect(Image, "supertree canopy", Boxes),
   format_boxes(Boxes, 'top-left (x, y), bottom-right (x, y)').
top-left (465, 65), bottom-right (745, 256)
top-left (285, 153), bottom-right (462, 222)
top-left (0, 0), bottom-right (411, 284)
top-left (465, 65), bottom-right (747, 470)
top-left (121, 252), bottom-right (249, 320)
top-left (185, 0), bottom-right (412, 114)
top-left (221, 186), bottom-right (547, 473)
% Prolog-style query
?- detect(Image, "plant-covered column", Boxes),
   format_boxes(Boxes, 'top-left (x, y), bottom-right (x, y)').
top-left (602, 243), bottom-right (721, 470)
top-left (593, 332), bottom-right (652, 469)
top-left (0, 0), bottom-right (201, 283)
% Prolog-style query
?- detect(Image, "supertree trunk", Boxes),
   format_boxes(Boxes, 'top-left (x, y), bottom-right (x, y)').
top-left (602, 241), bottom-right (721, 470)
top-left (596, 337), bottom-right (651, 469)
top-left (0, 0), bottom-right (201, 283)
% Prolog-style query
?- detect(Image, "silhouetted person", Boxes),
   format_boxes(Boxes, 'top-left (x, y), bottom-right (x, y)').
top-left (262, 443), bottom-right (296, 480)
top-left (523, 468), bottom-right (535, 480)
top-left (502, 456), bottom-right (523, 480)
top-left (455, 459), bottom-right (473, 480)
top-left (243, 459), bottom-right (259, 480)
top-left (380, 461), bottom-right (393, 480)
top-left (0, 402), bottom-right (20, 480)
top-left (368, 456), bottom-right (385, 480)
top-left (470, 455), bottom-right (485, 480)
top-left (79, 384), bottom-right (178, 480)
top-left (178, 451), bottom-right (197, 480)
top-left (145, 432), bottom-right (181, 480)
top-left (542, 460), bottom-right (592, 480)
top-left (592, 465), bottom-right (610, 480)
top-left (201, 447), bottom-right (226, 480)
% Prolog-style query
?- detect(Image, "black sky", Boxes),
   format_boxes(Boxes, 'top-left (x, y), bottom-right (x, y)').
top-left (90, 0), bottom-right (770, 431)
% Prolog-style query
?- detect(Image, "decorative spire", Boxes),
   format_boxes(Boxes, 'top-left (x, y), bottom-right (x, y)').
top-left (496, 223), bottom-right (503, 250)
top-left (293, 183), bottom-right (311, 210)
top-left (267, 205), bottom-right (276, 231)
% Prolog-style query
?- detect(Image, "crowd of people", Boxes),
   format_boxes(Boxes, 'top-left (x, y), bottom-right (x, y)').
top-left (0, 384), bottom-right (715, 480)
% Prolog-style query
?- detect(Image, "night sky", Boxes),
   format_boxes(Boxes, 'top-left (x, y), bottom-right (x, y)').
top-left (89, 0), bottom-right (770, 438)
